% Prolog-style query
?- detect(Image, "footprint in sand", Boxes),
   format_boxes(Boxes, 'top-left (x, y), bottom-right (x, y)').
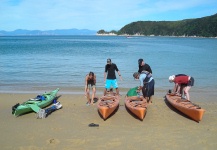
top-left (51, 127), bottom-right (62, 131)
top-left (47, 138), bottom-right (60, 145)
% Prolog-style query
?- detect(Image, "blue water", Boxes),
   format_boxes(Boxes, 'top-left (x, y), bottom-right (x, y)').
top-left (1, 36), bottom-right (217, 94)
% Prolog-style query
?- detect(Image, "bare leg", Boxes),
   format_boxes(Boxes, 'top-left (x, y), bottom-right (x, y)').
top-left (146, 97), bottom-right (150, 104)
top-left (91, 87), bottom-right (96, 105)
top-left (104, 88), bottom-right (107, 96)
top-left (148, 96), bottom-right (153, 103)
top-left (184, 86), bottom-right (191, 100)
top-left (116, 88), bottom-right (119, 95)
top-left (86, 88), bottom-right (91, 104)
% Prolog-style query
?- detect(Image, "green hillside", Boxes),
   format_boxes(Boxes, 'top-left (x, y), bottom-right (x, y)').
top-left (98, 13), bottom-right (217, 37)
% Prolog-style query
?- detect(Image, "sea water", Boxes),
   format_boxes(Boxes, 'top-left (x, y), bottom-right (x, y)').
top-left (0, 36), bottom-right (217, 94)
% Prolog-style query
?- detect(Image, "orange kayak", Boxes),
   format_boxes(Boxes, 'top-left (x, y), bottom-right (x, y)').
top-left (97, 93), bottom-right (120, 120)
top-left (125, 96), bottom-right (148, 120)
top-left (166, 94), bottom-right (205, 122)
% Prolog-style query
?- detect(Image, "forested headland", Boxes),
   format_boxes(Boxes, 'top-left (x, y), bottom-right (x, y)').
top-left (97, 13), bottom-right (217, 37)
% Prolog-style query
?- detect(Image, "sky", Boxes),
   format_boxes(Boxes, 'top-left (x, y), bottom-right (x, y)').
top-left (0, 0), bottom-right (217, 31)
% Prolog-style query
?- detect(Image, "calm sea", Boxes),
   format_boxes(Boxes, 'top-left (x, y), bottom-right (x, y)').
top-left (1, 36), bottom-right (217, 95)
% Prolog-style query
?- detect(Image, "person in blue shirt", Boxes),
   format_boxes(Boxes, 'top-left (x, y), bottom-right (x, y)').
top-left (133, 71), bottom-right (155, 104)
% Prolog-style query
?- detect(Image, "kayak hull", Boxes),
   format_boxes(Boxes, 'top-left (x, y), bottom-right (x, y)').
top-left (97, 94), bottom-right (120, 120)
top-left (166, 94), bottom-right (205, 122)
top-left (12, 88), bottom-right (59, 117)
top-left (125, 96), bottom-right (148, 120)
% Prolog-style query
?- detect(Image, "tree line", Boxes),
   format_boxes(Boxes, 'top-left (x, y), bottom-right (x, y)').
top-left (98, 13), bottom-right (217, 37)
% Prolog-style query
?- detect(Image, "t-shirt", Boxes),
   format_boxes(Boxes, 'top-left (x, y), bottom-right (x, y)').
top-left (105, 63), bottom-right (119, 79)
top-left (127, 87), bottom-right (138, 96)
top-left (139, 72), bottom-right (153, 87)
top-left (138, 64), bottom-right (152, 74)
top-left (174, 76), bottom-right (189, 84)
top-left (86, 75), bottom-right (95, 85)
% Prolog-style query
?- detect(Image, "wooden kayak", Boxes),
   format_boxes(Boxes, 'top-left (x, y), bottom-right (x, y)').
top-left (97, 92), bottom-right (120, 120)
top-left (12, 88), bottom-right (59, 117)
top-left (166, 93), bottom-right (205, 122)
top-left (125, 96), bottom-right (148, 120)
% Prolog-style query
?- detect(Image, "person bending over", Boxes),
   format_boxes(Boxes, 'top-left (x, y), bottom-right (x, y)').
top-left (133, 71), bottom-right (155, 104)
top-left (85, 72), bottom-right (96, 105)
top-left (169, 74), bottom-right (194, 100)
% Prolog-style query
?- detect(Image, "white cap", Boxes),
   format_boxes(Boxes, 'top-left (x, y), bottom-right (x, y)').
top-left (169, 75), bottom-right (175, 82)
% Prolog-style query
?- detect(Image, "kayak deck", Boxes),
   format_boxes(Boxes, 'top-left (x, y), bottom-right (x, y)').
top-left (166, 94), bottom-right (205, 122)
top-left (97, 93), bottom-right (120, 120)
top-left (125, 96), bottom-right (148, 120)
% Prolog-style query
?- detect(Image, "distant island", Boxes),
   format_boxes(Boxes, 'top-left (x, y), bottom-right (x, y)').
top-left (0, 29), bottom-right (97, 36)
top-left (97, 13), bottom-right (217, 37)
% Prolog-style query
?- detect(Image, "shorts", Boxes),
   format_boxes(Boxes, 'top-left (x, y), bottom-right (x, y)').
top-left (105, 79), bottom-right (118, 89)
top-left (87, 83), bottom-right (95, 89)
top-left (142, 79), bottom-right (155, 97)
top-left (187, 77), bottom-right (194, 86)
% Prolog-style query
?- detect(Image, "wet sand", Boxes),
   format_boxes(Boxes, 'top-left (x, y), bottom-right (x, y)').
top-left (0, 88), bottom-right (217, 150)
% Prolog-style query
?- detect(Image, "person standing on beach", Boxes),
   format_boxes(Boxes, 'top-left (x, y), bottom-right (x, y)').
top-left (138, 58), bottom-right (152, 74)
top-left (168, 74), bottom-right (194, 100)
top-left (85, 72), bottom-right (96, 105)
top-left (104, 58), bottom-right (122, 96)
top-left (133, 71), bottom-right (155, 104)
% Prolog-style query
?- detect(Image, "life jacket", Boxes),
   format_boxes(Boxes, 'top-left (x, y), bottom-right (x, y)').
top-left (141, 71), bottom-right (152, 84)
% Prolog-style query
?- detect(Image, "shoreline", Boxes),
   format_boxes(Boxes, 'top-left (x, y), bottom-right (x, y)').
top-left (96, 34), bottom-right (217, 38)
top-left (1, 86), bottom-right (217, 103)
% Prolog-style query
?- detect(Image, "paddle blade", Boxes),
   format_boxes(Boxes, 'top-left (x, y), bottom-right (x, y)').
top-left (29, 104), bottom-right (41, 113)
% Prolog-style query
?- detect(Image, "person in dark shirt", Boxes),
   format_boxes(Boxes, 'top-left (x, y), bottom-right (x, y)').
top-left (85, 72), bottom-right (96, 105)
top-left (104, 58), bottom-right (122, 95)
top-left (138, 58), bottom-right (152, 74)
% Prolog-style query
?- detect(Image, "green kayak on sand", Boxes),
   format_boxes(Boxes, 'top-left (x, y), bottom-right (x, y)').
top-left (12, 88), bottom-right (59, 117)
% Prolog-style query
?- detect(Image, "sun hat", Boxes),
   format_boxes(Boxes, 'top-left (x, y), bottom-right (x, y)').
top-left (169, 75), bottom-right (175, 82)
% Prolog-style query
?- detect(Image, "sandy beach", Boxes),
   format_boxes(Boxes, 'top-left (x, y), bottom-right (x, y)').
top-left (1, 88), bottom-right (217, 150)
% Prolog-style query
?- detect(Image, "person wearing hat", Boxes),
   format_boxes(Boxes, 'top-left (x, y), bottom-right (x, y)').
top-left (169, 74), bottom-right (194, 100)
top-left (85, 72), bottom-right (96, 106)
top-left (104, 58), bottom-right (122, 96)
top-left (133, 71), bottom-right (155, 104)
top-left (138, 58), bottom-right (152, 74)
top-left (168, 74), bottom-right (187, 97)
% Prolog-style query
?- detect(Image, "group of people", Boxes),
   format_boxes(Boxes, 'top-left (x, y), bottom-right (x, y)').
top-left (84, 58), bottom-right (194, 105)
top-left (84, 58), bottom-right (122, 105)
